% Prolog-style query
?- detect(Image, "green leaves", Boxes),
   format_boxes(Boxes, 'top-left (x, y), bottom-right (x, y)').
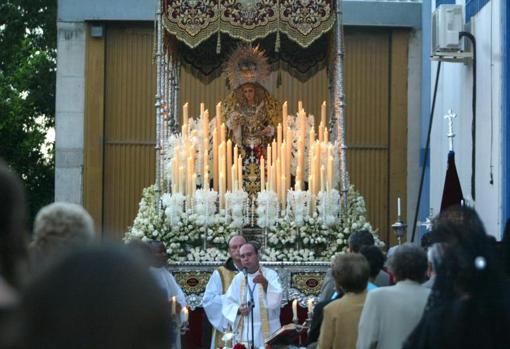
top-left (0, 0), bottom-right (56, 222)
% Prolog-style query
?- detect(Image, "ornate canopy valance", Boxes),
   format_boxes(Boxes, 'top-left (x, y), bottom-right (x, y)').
top-left (163, 0), bottom-right (335, 49)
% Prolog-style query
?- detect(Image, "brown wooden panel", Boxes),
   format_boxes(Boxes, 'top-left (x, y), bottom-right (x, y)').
top-left (103, 23), bottom-right (156, 239)
top-left (344, 29), bottom-right (392, 241)
top-left (83, 25), bottom-right (105, 235)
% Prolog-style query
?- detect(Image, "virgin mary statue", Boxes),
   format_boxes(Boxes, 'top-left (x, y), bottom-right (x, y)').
top-left (221, 45), bottom-right (281, 196)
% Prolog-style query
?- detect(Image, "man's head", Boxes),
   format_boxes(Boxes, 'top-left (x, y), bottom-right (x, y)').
top-left (239, 241), bottom-right (260, 273)
top-left (147, 240), bottom-right (167, 267)
top-left (332, 253), bottom-right (370, 294)
top-left (359, 245), bottom-right (385, 280)
top-left (348, 229), bottom-right (375, 253)
top-left (228, 235), bottom-right (246, 267)
top-left (387, 243), bottom-right (427, 283)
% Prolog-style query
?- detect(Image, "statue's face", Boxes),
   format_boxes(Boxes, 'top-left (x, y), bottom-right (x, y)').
top-left (242, 85), bottom-right (256, 104)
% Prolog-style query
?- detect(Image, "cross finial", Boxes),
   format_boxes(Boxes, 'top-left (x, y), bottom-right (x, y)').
top-left (444, 109), bottom-right (457, 151)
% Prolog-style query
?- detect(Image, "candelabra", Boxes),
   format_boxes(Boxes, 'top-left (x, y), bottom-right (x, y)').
top-left (391, 218), bottom-right (407, 245)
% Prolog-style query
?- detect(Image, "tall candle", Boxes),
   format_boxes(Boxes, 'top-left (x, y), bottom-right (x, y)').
top-left (191, 173), bottom-right (196, 195)
top-left (219, 173), bottom-right (225, 209)
top-left (277, 123), bottom-right (282, 154)
top-left (327, 156), bottom-right (333, 191)
top-left (397, 197), bottom-right (401, 217)
top-left (320, 165), bottom-right (325, 192)
top-left (227, 140), bottom-right (232, 191)
top-left (292, 299), bottom-right (298, 322)
top-left (200, 102), bottom-right (205, 117)
top-left (215, 102), bottom-right (222, 132)
top-left (231, 165), bottom-right (237, 191)
top-left (281, 174), bottom-right (287, 210)
top-left (318, 121), bottom-right (324, 142)
top-left (204, 171), bottom-right (209, 190)
top-left (272, 140), bottom-right (277, 164)
top-left (203, 110), bottom-right (209, 145)
top-left (282, 101), bottom-right (288, 138)
top-left (182, 307), bottom-right (189, 323)
top-left (296, 166), bottom-right (302, 190)
top-left (179, 166), bottom-right (185, 194)
top-left (237, 157), bottom-right (243, 190)
top-left (307, 298), bottom-right (314, 314)
top-left (260, 156), bottom-right (265, 192)
top-left (213, 129), bottom-right (218, 191)
top-left (324, 127), bottom-right (329, 143)
top-left (276, 158), bottom-right (281, 201)
top-left (183, 103), bottom-right (189, 127)
top-left (321, 101), bottom-right (327, 129)
top-left (267, 144), bottom-right (272, 169)
top-left (298, 100), bottom-right (303, 113)
top-left (220, 123), bottom-right (226, 144)
top-left (171, 296), bottom-right (176, 314)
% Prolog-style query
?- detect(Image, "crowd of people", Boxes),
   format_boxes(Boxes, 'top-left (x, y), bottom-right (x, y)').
top-left (1, 158), bottom-right (510, 349)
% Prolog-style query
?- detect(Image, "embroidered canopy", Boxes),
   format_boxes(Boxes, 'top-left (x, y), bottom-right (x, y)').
top-left (163, 0), bottom-right (335, 49)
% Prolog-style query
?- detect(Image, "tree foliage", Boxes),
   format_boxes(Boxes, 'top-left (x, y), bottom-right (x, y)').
top-left (0, 0), bottom-right (57, 222)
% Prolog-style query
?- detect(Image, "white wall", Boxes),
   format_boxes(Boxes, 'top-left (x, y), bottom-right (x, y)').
top-left (55, 21), bottom-right (86, 204)
top-left (429, 0), bottom-right (503, 238)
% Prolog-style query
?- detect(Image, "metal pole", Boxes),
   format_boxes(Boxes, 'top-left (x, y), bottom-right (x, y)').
top-left (334, 0), bottom-right (350, 206)
top-left (155, 0), bottom-right (163, 211)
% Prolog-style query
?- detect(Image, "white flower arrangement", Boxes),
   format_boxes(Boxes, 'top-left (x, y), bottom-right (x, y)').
top-left (225, 190), bottom-right (248, 229)
top-left (125, 184), bottom-right (382, 263)
top-left (162, 192), bottom-right (186, 227)
top-left (193, 189), bottom-right (218, 226)
top-left (186, 247), bottom-right (228, 262)
top-left (317, 189), bottom-right (341, 227)
top-left (256, 190), bottom-right (279, 228)
top-left (286, 189), bottom-right (311, 227)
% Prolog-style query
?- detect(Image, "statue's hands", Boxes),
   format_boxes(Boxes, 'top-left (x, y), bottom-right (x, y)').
top-left (261, 126), bottom-right (274, 137)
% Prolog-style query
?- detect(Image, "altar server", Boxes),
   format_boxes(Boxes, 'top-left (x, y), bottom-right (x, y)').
top-left (203, 235), bottom-right (246, 349)
top-left (148, 240), bottom-right (186, 349)
top-left (223, 242), bottom-right (282, 348)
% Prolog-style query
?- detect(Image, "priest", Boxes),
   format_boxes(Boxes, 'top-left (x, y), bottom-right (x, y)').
top-left (222, 242), bottom-right (282, 348)
top-left (202, 235), bottom-right (246, 349)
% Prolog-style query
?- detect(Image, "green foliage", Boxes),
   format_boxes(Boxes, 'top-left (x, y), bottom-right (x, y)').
top-left (0, 0), bottom-right (57, 222)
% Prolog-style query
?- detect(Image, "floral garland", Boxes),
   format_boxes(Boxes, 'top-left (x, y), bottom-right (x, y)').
top-left (125, 185), bottom-right (383, 262)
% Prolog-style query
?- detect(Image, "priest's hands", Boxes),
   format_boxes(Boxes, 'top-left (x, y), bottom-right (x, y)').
top-left (253, 274), bottom-right (268, 292)
top-left (239, 303), bottom-right (251, 316)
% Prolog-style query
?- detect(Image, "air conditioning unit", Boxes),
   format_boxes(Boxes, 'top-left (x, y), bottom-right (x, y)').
top-left (432, 4), bottom-right (463, 54)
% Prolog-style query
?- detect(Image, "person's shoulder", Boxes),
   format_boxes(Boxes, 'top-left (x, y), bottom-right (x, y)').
top-left (323, 298), bottom-right (343, 312)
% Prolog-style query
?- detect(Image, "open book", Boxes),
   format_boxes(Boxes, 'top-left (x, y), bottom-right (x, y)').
top-left (264, 323), bottom-right (303, 345)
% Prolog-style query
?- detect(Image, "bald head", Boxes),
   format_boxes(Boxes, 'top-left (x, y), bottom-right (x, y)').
top-left (228, 235), bottom-right (246, 268)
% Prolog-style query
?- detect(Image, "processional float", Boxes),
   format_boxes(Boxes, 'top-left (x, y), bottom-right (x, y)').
top-left (126, 2), bottom-right (383, 341)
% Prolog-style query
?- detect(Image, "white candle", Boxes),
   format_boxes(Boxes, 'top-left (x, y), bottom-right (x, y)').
top-left (292, 299), bottom-right (298, 321)
top-left (321, 100), bottom-right (327, 129)
top-left (260, 156), bottom-right (265, 192)
top-left (307, 298), bottom-right (314, 314)
top-left (182, 306), bottom-right (189, 323)
top-left (183, 102), bottom-right (189, 127)
top-left (171, 296), bottom-right (176, 314)
top-left (397, 197), bottom-right (401, 217)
